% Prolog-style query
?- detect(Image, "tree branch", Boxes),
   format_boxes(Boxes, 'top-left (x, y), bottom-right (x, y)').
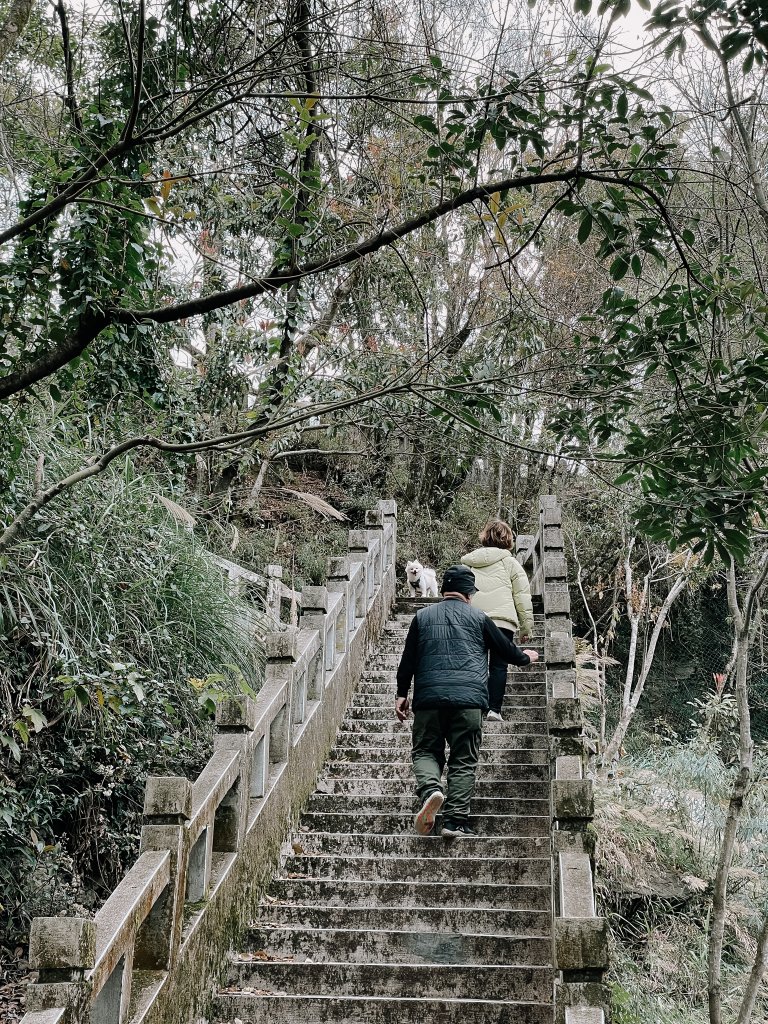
top-left (0, 165), bottom-right (681, 402)
top-left (55, 0), bottom-right (83, 135)
top-left (0, 372), bottom-right (423, 553)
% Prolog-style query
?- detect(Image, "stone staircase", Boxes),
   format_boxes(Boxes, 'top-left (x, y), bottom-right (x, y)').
top-left (212, 599), bottom-right (554, 1023)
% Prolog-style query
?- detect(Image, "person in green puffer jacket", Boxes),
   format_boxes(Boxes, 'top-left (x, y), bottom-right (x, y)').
top-left (461, 520), bottom-right (535, 721)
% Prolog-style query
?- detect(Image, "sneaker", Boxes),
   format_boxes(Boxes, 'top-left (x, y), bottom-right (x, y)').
top-left (486, 710), bottom-right (503, 722)
top-left (441, 821), bottom-right (477, 839)
top-left (414, 790), bottom-right (444, 835)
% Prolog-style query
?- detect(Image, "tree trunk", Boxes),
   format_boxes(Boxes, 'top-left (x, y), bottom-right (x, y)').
top-left (0, 0), bottom-right (33, 66)
top-left (736, 909), bottom-right (768, 1024)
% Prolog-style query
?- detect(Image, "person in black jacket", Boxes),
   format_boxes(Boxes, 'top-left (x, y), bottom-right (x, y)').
top-left (396, 564), bottom-right (539, 838)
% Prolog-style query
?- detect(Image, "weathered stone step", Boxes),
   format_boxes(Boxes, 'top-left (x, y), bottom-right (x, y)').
top-left (341, 710), bottom-right (547, 726)
top-left (321, 761), bottom-right (549, 781)
top-left (376, 635), bottom-right (545, 652)
top-left (306, 794), bottom-right (550, 817)
top-left (267, 877), bottom-right (551, 910)
top-left (244, 925), bottom-right (552, 967)
top-left (287, 832), bottom-right (551, 859)
top-left (223, 960), bottom-right (552, 1001)
top-left (339, 717), bottom-right (548, 734)
top-left (333, 731), bottom-right (548, 748)
top-left (280, 853), bottom-right (551, 885)
top-left (349, 694), bottom-right (548, 709)
top-left (314, 779), bottom-right (549, 799)
top-left (368, 657), bottom-right (544, 671)
top-left (329, 746), bottom-right (548, 765)
top-left (298, 810), bottom-right (550, 836)
top-left (357, 675), bottom-right (548, 689)
top-left (213, 993), bottom-right (553, 1024)
top-left (254, 903), bottom-right (551, 937)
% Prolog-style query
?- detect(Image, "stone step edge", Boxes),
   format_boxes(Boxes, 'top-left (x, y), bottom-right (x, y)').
top-left (278, 853), bottom-right (552, 869)
top-left (230, 956), bottom-right (553, 969)
top-left (298, 812), bottom-right (551, 822)
top-left (245, 925), bottom-right (551, 942)
top-left (215, 994), bottom-right (554, 1007)
top-left (270, 879), bottom-right (550, 892)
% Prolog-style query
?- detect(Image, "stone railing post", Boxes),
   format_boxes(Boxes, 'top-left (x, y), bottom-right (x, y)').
top-left (365, 509), bottom-right (385, 589)
top-left (214, 696), bottom-right (257, 849)
top-left (377, 499), bottom-right (397, 571)
top-left (539, 496), bottom-right (608, 1023)
top-left (327, 556), bottom-right (353, 645)
top-left (137, 777), bottom-right (192, 969)
top-left (26, 918), bottom-right (95, 1018)
top-left (265, 564), bottom-right (283, 620)
top-left (265, 628), bottom-right (298, 761)
top-left (301, 586), bottom-right (332, 679)
top-left (348, 529), bottom-right (371, 615)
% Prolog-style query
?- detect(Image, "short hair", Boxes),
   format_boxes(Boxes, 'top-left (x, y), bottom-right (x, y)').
top-left (479, 519), bottom-right (514, 550)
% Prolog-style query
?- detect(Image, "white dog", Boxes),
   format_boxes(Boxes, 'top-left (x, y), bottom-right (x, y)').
top-left (405, 559), bottom-right (439, 598)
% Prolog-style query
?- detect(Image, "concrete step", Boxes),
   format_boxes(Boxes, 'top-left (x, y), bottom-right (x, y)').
top-left (349, 694), bottom-right (548, 709)
top-left (213, 993), bottom-right (553, 1023)
top-left (288, 831), bottom-right (551, 859)
top-left (333, 731), bottom-right (548, 748)
top-left (279, 853), bottom-right (551, 885)
top-left (376, 637), bottom-right (545, 653)
top-left (313, 779), bottom-right (549, 799)
top-left (298, 810), bottom-right (550, 836)
top-left (223, 960), bottom-right (552, 1001)
top-left (341, 710), bottom-right (547, 726)
top-left (244, 925), bottom-right (552, 966)
top-left (368, 657), bottom-right (544, 671)
top-left (357, 676), bottom-right (548, 689)
top-left (254, 902), bottom-right (551, 937)
top-left (305, 794), bottom-right (550, 817)
top-left (267, 877), bottom-right (551, 910)
top-left (340, 716), bottom-right (548, 731)
top-left (329, 746), bottom-right (549, 765)
top-left (321, 761), bottom-right (549, 781)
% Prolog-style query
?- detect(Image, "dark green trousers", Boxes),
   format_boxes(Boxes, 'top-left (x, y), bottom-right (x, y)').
top-left (411, 707), bottom-right (483, 824)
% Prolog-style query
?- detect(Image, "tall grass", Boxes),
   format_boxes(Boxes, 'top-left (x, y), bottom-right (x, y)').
top-left (0, 429), bottom-right (264, 944)
top-left (596, 741), bottom-right (768, 1024)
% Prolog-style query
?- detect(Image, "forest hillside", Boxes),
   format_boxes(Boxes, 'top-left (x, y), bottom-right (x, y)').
top-left (1, 0), bottom-right (768, 1021)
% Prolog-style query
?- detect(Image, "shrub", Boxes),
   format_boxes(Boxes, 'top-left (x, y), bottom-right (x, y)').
top-left (0, 439), bottom-right (262, 944)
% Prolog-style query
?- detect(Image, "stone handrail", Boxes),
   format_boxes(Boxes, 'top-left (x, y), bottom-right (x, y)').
top-left (518, 496), bottom-right (608, 1023)
top-left (23, 500), bottom-right (398, 1024)
top-left (211, 555), bottom-right (301, 621)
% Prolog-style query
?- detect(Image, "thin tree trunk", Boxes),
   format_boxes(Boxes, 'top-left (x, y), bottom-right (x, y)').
top-left (603, 554), bottom-right (691, 766)
top-left (0, 0), bottom-right (33, 66)
top-left (571, 536), bottom-right (607, 751)
top-left (708, 553), bottom-right (768, 1024)
top-left (736, 909), bottom-right (768, 1024)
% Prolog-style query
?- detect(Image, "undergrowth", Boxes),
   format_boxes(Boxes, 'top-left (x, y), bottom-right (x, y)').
top-left (595, 738), bottom-right (768, 1023)
top-left (0, 437), bottom-right (262, 945)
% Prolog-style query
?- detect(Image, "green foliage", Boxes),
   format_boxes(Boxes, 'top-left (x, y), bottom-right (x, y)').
top-left (555, 272), bottom-right (768, 561)
top-left (0, 425), bottom-right (262, 944)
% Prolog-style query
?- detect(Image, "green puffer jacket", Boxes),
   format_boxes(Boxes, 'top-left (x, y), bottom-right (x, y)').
top-left (461, 546), bottom-right (534, 636)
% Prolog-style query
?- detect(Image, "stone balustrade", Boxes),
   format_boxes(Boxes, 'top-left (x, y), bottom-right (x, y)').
top-left (211, 555), bottom-right (301, 621)
top-left (22, 500), bottom-right (398, 1024)
top-left (518, 497), bottom-right (608, 1023)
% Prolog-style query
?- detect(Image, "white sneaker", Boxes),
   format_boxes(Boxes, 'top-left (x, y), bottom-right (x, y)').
top-left (486, 710), bottom-right (503, 722)
top-left (414, 791), bottom-right (444, 835)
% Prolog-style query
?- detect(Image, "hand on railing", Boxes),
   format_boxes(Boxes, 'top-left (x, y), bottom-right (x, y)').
top-left (523, 649), bottom-right (539, 662)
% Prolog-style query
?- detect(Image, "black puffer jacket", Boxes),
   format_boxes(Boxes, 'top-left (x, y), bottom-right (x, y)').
top-left (396, 597), bottom-right (531, 710)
